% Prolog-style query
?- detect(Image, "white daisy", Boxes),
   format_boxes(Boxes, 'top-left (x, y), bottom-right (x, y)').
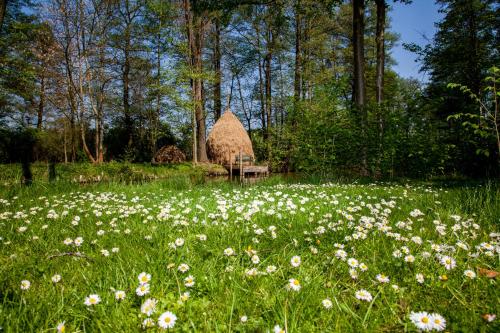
top-left (347, 258), bottom-right (359, 268)
top-left (440, 256), bottom-right (456, 270)
top-left (463, 269), bottom-right (476, 279)
top-left (273, 324), bottom-right (286, 333)
top-left (290, 256), bottom-right (301, 267)
top-left (266, 265), bottom-right (277, 273)
top-left (178, 264), bottom-right (190, 273)
top-left (404, 255), bottom-right (415, 263)
top-left (51, 274), bottom-right (62, 283)
top-left (115, 290), bottom-right (126, 301)
top-left (288, 278), bottom-right (301, 291)
top-left (136, 283), bottom-right (150, 296)
top-left (158, 311), bottom-right (177, 329)
top-left (180, 292), bottom-right (190, 302)
top-left (174, 238), bottom-right (185, 247)
top-left (376, 274), bottom-right (390, 283)
top-left (184, 275), bottom-right (195, 287)
top-left (322, 298), bottom-right (333, 309)
top-left (20, 280), bottom-right (31, 290)
top-left (142, 317), bottom-right (155, 329)
top-left (251, 254), bottom-right (260, 264)
top-left (429, 313), bottom-right (446, 331)
top-left (141, 298), bottom-right (158, 316)
top-left (138, 272), bottom-right (151, 285)
top-left (409, 311), bottom-right (433, 331)
top-left (56, 321), bottom-right (65, 333)
top-left (355, 289), bottom-right (372, 302)
top-left (84, 294), bottom-right (101, 306)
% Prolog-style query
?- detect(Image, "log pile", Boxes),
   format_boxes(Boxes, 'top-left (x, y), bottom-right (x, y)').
top-left (153, 145), bottom-right (186, 164)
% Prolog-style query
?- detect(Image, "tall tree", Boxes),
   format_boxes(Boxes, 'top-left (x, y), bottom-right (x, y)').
top-left (116, 0), bottom-right (144, 153)
top-left (375, 0), bottom-right (385, 105)
top-left (403, 0), bottom-right (499, 175)
top-left (374, 0), bottom-right (386, 176)
top-left (293, 0), bottom-right (302, 106)
top-left (183, 0), bottom-right (209, 163)
top-left (352, 0), bottom-right (368, 174)
top-left (212, 15), bottom-right (222, 121)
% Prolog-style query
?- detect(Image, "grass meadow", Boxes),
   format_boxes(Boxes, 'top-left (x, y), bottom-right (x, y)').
top-left (0, 177), bottom-right (499, 332)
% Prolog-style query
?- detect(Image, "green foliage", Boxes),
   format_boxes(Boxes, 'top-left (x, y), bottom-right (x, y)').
top-left (0, 162), bottom-right (207, 185)
top-left (447, 66), bottom-right (500, 160)
top-left (413, 0), bottom-right (499, 176)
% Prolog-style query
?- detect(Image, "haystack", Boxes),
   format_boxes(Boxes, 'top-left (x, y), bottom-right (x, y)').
top-left (153, 145), bottom-right (186, 164)
top-left (206, 110), bottom-right (254, 165)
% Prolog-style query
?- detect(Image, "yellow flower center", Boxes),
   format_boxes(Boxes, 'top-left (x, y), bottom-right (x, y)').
top-left (165, 317), bottom-right (171, 323)
top-left (293, 280), bottom-right (299, 286)
top-left (422, 317), bottom-right (429, 324)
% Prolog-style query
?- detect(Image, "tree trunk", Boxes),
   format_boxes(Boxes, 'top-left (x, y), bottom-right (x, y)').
top-left (213, 17), bottom-right (222, 121)
top-left (194, 17), bottom-right (208, 162)
top-left (375, 0), bottom-right (385, 105)
top-left (37, 74), bottom-right (45, 129)
top-left (123, 30), bottom-right (133, 149)
top-left (79, 110), bottom-right (95, 163)
top-left (237, 74), bottom-right (252, 140)
top-left (70, 110), bottom-right (76, 162)
top-left (184, 0), bottom-right (208, 163)
top-left (153, 28), bottom-right (162, 157)
top-left (265, 53), bottom-right (272, 134)
top-left (0, 0), bottom-right (7, 31)
top-left (64, 52), bottom-right (77, 162)
top-left (353, 0), bottom-right (366, 107)
top-left (264, 29), bottom-right (272, 137)
top-left (258, 59), bottom-right (266, 133)
top-left (60, 1), bottom-right (76, 162)
top-left (254, 20), bottom-right (266, 134)
top-left (352, 0), bottom-right (368, 175)
top-left (98, 111), bottom-right (104, 162)
top-left (293, 0), bottom-right (302, 106)
top-left (375, 0), bottom-right (386, 177)
top-left (63, 121), bottom-right (68, 163)
top-left (287, 0), bottom-right (302, 172)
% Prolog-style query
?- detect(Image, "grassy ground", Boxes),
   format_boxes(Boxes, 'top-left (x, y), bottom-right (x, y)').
top-left (0, 178), bottom-right (498, 332)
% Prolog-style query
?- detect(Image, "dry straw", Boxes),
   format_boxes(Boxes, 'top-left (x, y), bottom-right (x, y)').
top-left (206, 110), bottom-right (254, 165)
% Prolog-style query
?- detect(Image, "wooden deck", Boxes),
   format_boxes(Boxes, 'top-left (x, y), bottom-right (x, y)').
top-left (242, 165), bottom-right (269, 176)
top-left (223, 163), bottom-right (269, 180)
top-left (223, 151), bottom-right (269, 180)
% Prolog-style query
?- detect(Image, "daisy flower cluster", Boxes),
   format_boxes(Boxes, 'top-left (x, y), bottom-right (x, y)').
top-left (0, 182), bottom-right (498, 331)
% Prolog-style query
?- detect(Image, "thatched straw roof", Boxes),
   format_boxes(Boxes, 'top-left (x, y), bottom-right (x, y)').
top-left (206, 110), bottom-right (254, 165)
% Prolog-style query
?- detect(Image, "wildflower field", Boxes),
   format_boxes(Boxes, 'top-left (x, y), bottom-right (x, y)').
top-left (0, 179), bottom-right (499, 332)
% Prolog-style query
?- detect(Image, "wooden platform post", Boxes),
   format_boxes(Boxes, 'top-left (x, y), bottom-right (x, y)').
top-left (239, 150), bottom-right (243, 182)
top-left (229, 152), bottom-right (232, 180)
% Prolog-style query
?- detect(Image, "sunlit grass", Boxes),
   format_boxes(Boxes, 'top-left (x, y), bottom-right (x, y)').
top-left (0, 179), bottom-right (498, 332)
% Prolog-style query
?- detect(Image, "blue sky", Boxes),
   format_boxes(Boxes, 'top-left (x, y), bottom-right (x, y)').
top-left (389, 0), bottom-right (443, 81)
